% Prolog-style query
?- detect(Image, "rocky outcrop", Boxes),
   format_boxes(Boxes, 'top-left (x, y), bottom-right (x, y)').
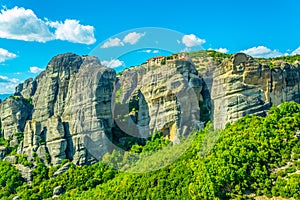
top-left (211, 53), bottom-right (300, 129)
top-left (13, 53), bottom-right (116, 165)
top-left (3, 155), bottom-right (17, 164)
top-left (15, 78), bottom-right (37, 99)
top-left (0, 146), bottom-right (7, 159)
top-left (53, 162), bottom-right (71, 177)
top-left (52, 185), bottom-right (64, 198)
top-left (16, 164), bottom-right (33, 183)
top-left (0, 53), bottom-right (212, 166)
top-left (114, 60), bottom-right (211, 143)
top-left (4, 51), bottom-right (300, 166)
top-left (0, 97), bottom-right (32, 140)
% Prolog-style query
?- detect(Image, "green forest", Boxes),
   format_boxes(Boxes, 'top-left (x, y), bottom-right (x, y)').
top-left (1, 102), bottom-right (300, 199)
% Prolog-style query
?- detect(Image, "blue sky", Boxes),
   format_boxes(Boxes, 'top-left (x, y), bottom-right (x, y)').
top-left (0, 0), bottom-right (299, 94)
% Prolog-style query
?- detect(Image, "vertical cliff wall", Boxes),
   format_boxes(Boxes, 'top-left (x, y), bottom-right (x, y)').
top-left (2, 53), bottom-right (116, 165)
top-left (211, 53), bottom-right (300, 129)
top-left (114, 60), bottom-right (211, 144)
top-left (2, 51), bottom-right (300, 165)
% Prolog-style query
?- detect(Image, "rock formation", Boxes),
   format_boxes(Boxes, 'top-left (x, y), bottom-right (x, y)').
top-left (211, 53), bottom-right (300, 129)
top-left (1, 51), bottom-right (300, 166)
top-left (0, 96), bottom-right (32, 140)
top-left (52, 185), bottom-right (64, 198)
top-left (114, 59), bottom-right (211, 144)
top-left (0, 146), bottom-right (6, 159)
top-left (7, 53), bottom-right (116, 165)
top-left (15, 78), bottom-right (37, 99)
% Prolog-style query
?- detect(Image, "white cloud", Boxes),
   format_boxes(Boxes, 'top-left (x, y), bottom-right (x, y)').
top-left (101, 38), bottom-right (124, 48)
top-left (182, 34), bottom-right (206, 48)
top-left (215, 48), bottom-right (229, 53)
top-left (29, 66), bottom-right (44, 73)
top-left (0, 6), bottom-right (96, 44)
top-left (48, 19), bottom-right (96, 45)
top-left (0, 6), bottom-right (54, 42)
top-left (0, 48), bottom-right (16, 62)
top-left (0, 75), bottom-right (21, 94)
top-left (291, 47), bottom-right (300, 55)
top-left (0, 75), bottom-right (9, 82)
top-left (101, 59), bottom-right (125, 68)
top-left (0, 75), bottom-right (19, 83)
top-left (241, 46), bottom-right (282, 58)
top-left (141, 49), bottom-right (160, 54)
top-left (101, 32), bottom-right (145, 48)
top-left (123, 32), bottom-right (145, 45)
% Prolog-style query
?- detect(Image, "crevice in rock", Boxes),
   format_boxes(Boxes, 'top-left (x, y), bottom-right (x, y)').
top-left (63, 122), bottom-right (73, 161)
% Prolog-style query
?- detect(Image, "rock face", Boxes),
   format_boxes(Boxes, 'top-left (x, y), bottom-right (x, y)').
top-left (114, 59), bottom-right (211, 143)
top-left (0, 146), bottom-right (7, 159)
top-left (16, 164), bottom-right (33, 183)
top-left (52, 185), bottom-right (64, 198)
top-left (0, 97), bottom-right (32, 140)
top-left (11, 53), bottom-right (116, 165)
top-left (211, 53), bottom-right (300, 129)
top-left (15, 78), bottom-right (37, 99)
top-left (2, 51), bottom-right (300, 166)
top-left (53, 162), bottom-right (71, 177)
top-left (3, 155), bottom-right (17, 164)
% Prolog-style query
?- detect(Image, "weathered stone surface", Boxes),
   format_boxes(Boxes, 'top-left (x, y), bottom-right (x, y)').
top-left (0, 97), bottom-right (32, 140)
top-left (15, 78), bottom-right (37, 99)
top-left (36, 145), bottom-right (48, 163)
top-left (53, 162), bottom-right (71, 177)
top-left (31, 53), bottom-right (83, 122)
top-left (115, 59), bottom-right (211, 142)
top-left (52, 185), bottom-right (64, 198)
top-left (211, 53), bottom-right (300, 129)
top-left (61, 56), bottom-right (116, 165)
top-left (15, 54), bottom-right (116, 166)
top-left (47, 139), bottom-right (67, 165)
top-left (3, 156), bottom-right (17, 164)
top-left (0, 146), bottom-right (6, 159)
top-left (16, 164), bottom-right (33, 183)
top-left (11, 51), bottom-right (300, 166)
top-left (44, 117), bottom-right (66, 165)
top-left (22, 120), bottom-right (42, 161)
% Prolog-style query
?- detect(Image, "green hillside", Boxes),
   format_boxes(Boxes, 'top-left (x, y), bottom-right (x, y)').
top-left (1, 102), bottom-right (300, 199)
